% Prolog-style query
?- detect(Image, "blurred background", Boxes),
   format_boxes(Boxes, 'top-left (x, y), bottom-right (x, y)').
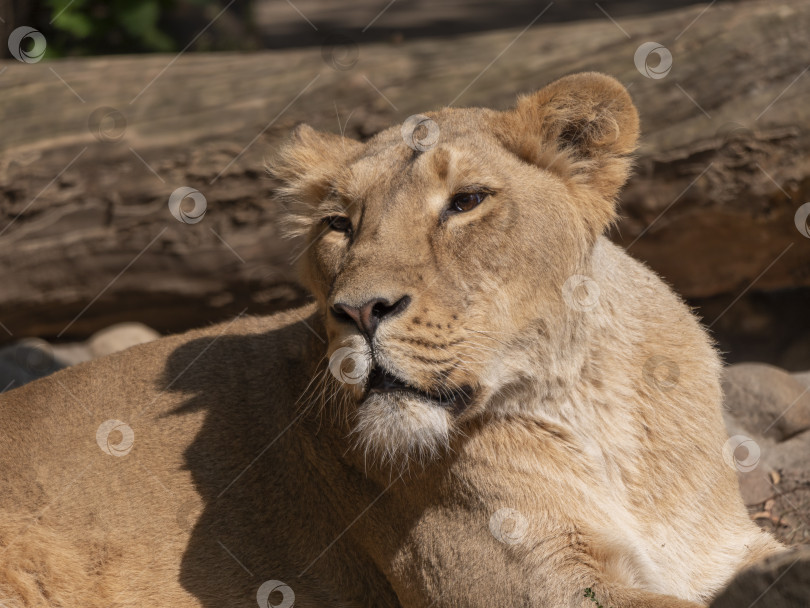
top-left (1, 0), bottom-right (808, 372)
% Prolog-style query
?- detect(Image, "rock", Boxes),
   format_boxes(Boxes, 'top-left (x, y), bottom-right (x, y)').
top-left (0, 323), bottom-right (159, 393)
top-left (768, 430), bottom-right (810, 473)
top-left (711, 546), bottom-right (810, 608)
top-left (737, 469), bottom-right (777, 507)
top-left (793, 371), bottom-right (810, 390)
top-left (86, 322), bottom-right (160, 358)
top-left (0, 338), bottom-right (66, 393)
top-left (723, 363), bottom-right (810, 442)
top-left (722, 362), bottom-right (810, 547)
top-left (49, 342), bottom-right (94, 367)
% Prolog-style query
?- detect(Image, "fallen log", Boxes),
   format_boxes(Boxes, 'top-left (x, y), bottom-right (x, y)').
top-left (1, 0), bottom-right (809, 342)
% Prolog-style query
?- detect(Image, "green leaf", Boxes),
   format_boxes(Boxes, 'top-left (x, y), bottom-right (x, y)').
top-left (51, 12), bottom-right (94, 38)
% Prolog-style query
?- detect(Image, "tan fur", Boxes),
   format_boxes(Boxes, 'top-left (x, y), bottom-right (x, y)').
top-left (0, 73), bottom-right (781, 607)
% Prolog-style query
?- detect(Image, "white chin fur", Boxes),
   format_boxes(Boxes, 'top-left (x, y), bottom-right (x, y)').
top-left (351, 392), bottom-right (451, 468)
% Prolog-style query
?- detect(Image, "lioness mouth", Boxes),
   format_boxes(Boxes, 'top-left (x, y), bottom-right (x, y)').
top-left (366, 366), bottom-right (471, 413)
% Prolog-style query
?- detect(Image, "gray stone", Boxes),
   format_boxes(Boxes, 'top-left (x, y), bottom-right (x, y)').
top-left (0, 323), bottom-right (159, 394)
top-left (711, 546), bottom-right (810, 608)
top-left (0, 339), bottom-right (66, 393)
top-left (793, 371), bottom-right (810, 390)
top-left (86, 322), bottom-right (160, 358)
top-left (723, 363), bottom-right (810, 442)
top-left (737, 469), bottom-right (777, 507)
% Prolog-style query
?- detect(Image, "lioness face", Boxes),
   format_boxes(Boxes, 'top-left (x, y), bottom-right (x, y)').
top-left (272, 73), bottom-right (639, 466)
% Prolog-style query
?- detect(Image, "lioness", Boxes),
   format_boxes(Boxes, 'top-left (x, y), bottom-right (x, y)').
top-left (0, 73), bottom-right (782, 607)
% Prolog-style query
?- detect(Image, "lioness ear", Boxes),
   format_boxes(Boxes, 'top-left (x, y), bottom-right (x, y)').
top-left (497, 71), bottom-right (639, 207)
top-left (268, 123), bottom-right (362, 209)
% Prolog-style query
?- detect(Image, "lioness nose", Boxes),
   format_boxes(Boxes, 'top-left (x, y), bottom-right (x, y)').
top-left (332, 295), bottom-right (411, 338)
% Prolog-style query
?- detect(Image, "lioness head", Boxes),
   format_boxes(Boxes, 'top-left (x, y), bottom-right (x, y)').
top-left (270, 72), bottom-right (639, 468)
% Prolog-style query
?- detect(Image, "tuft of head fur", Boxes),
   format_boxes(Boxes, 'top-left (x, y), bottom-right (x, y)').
top-left (350, 393), bottom-right (452, 473)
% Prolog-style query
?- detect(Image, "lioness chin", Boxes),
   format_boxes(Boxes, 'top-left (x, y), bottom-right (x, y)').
top-left (0, 72), bottom-right (782, 607)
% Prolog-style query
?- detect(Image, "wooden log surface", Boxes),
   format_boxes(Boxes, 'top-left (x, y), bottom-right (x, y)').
top-left (1, 0), bottom-right (809, 342)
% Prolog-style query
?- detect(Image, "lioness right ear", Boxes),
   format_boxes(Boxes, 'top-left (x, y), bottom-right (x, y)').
top-left (496, 72), bottom-right (639, 202)
top-left (268, 123), bottom-right (362, 208)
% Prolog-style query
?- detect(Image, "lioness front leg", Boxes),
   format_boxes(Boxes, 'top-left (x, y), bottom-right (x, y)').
top-left (382, 508), bottom-right (707, 608)
top-left (388, 564), bottom-right (707, 608)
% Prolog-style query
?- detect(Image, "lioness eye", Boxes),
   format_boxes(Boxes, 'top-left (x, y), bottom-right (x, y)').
top-left (323, 215), bottom-right (352, 234)
top-left (449, 191), bottom-right (488, 214)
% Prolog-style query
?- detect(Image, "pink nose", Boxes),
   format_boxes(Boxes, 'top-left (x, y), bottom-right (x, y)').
top-left (331, 296), bottom-right (411, 338)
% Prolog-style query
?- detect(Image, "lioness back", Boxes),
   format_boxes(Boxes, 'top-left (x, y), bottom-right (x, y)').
top-left (0, 308), bottom-right (398, 607)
